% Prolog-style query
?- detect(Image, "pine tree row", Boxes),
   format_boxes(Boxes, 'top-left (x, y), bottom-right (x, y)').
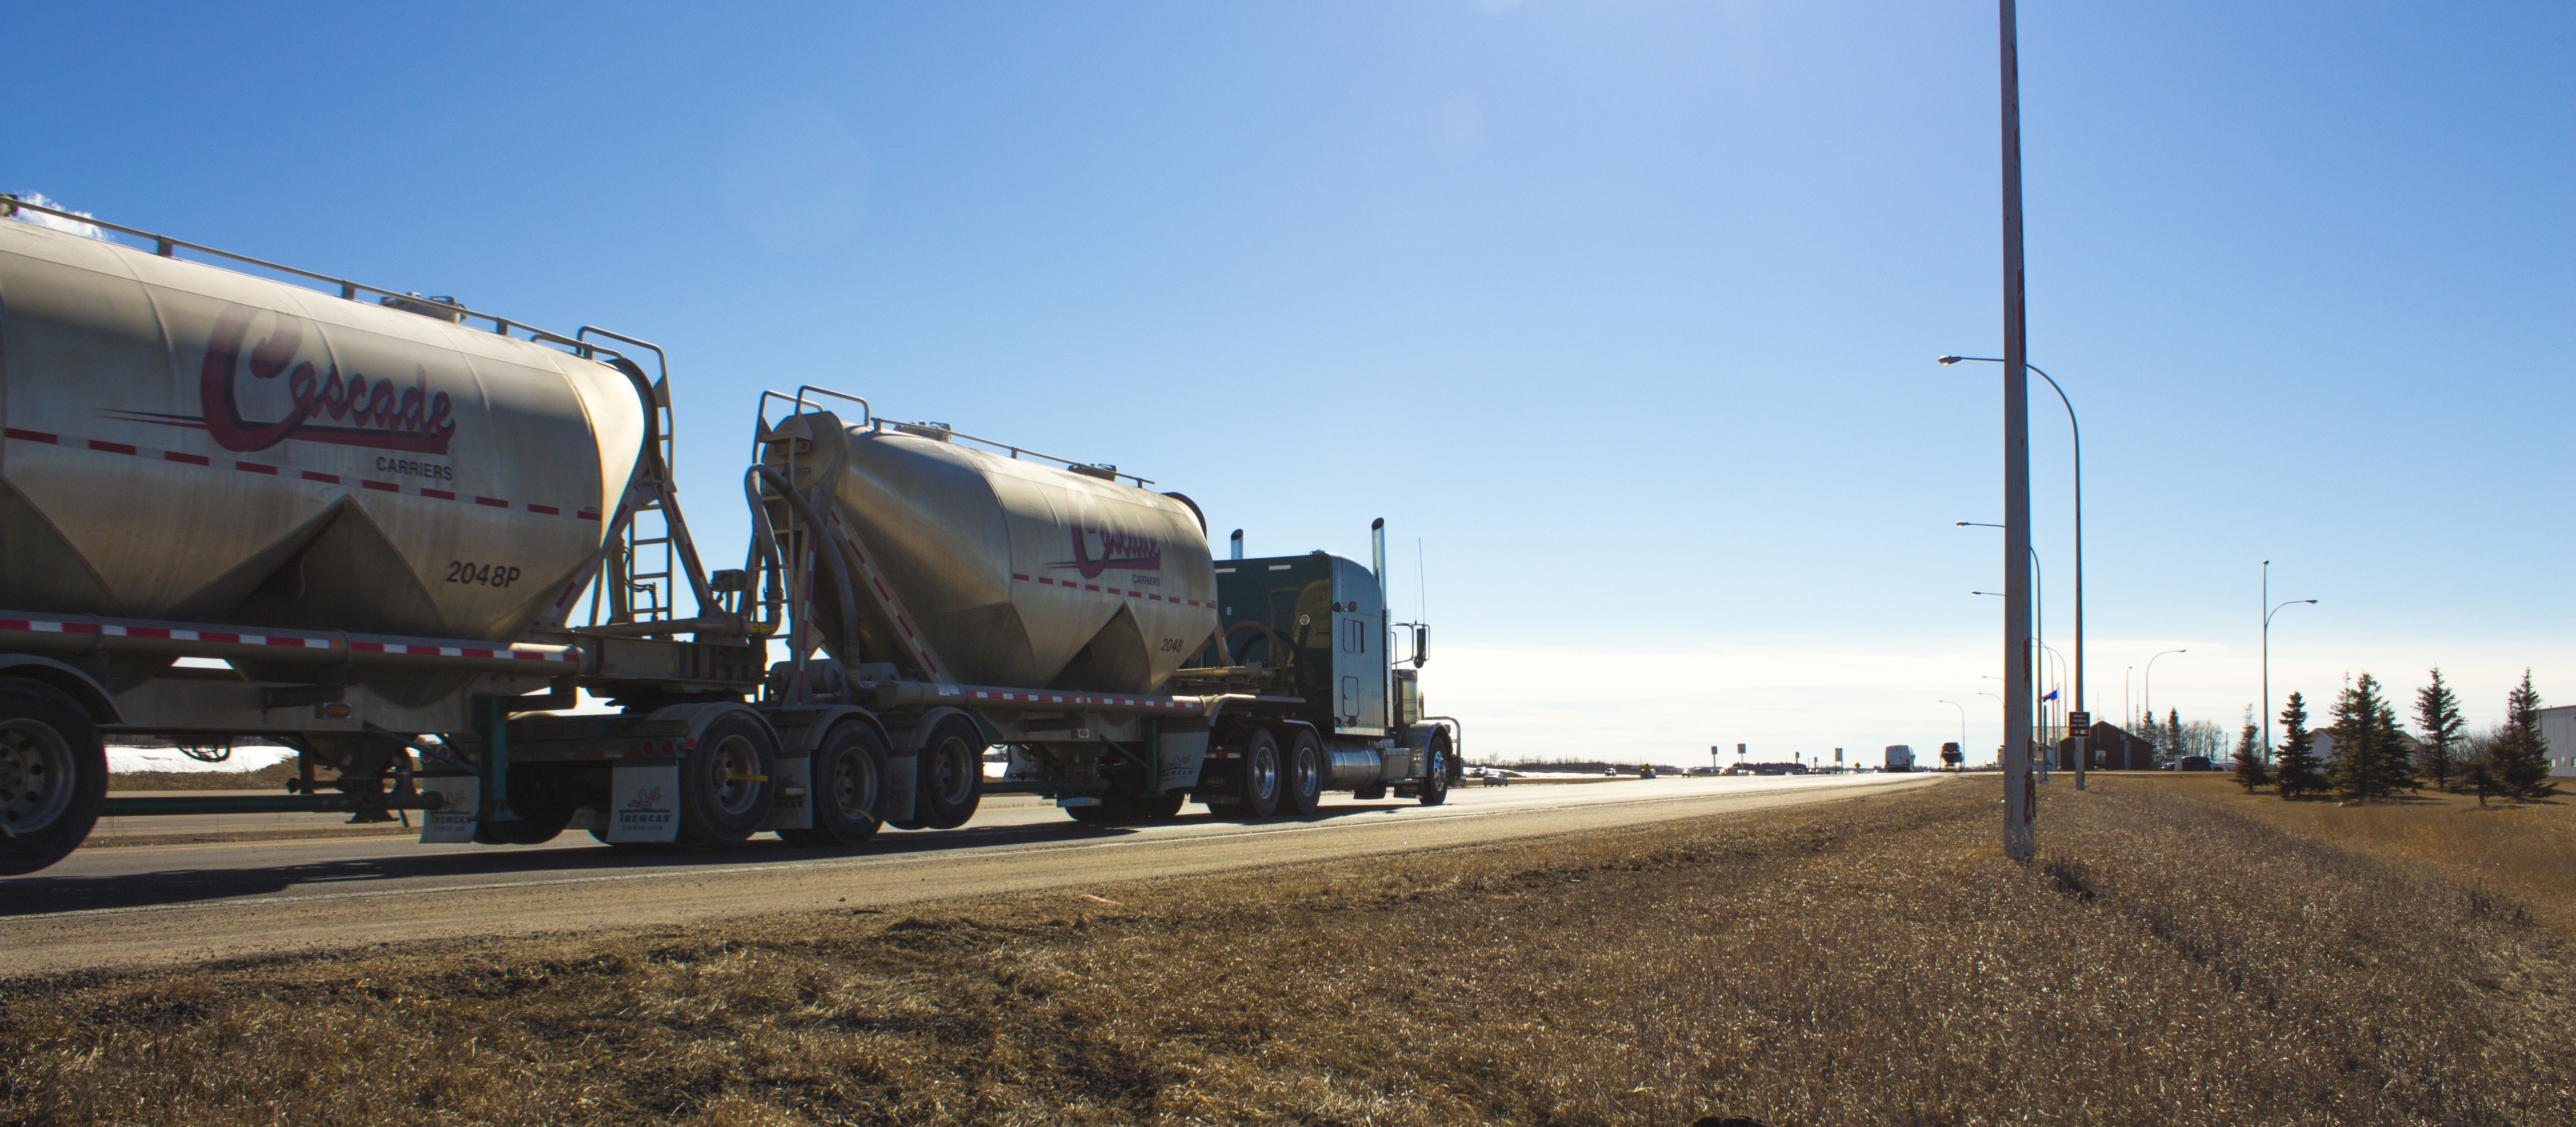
top-left (2230, 668), bottom-right (2560, 803)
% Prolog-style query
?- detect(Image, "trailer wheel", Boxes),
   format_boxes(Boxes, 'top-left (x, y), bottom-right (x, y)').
top-left (0, 679), bottom-right (106, 876)
top-left (916, 715), bottom-right (984, 831)
top-left (1227, 728), bottom-right (1282, 818)
top-left (678, 711), bottom-right (778, 844)
top-left (782, 723), bottom-right (886, 847)
top-left (1281, 729), bottom-right (1324, 818)
top-left (475, 770), bottom-right (576, 845)
top-left (1417, 732), bottom-right (1452, 807)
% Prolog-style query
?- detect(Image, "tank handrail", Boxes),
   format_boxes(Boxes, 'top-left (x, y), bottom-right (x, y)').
top-left (796, 386), bottom-right (873, 425)
top-left (574, 327), bottom-right (668, 387)
top-left (863, 417), bottom-right (1157, 488)
top-left (0, 194), bottom-right (628, 365)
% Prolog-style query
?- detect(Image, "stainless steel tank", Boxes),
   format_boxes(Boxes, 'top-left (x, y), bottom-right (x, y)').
top-left (766, 415), bottom-right (1217, 693)
top-left (0, 219), bottom-right (646, 696)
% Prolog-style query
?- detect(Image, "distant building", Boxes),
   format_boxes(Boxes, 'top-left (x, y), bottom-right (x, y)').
top-left (2534, 706), bottom-right (2576, 778)
top-left (2057, 721), bottom-right (2156, 771)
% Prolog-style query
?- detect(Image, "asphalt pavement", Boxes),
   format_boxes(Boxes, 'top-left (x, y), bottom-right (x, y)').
top-left (0, 772), bottom-right (1946, 977)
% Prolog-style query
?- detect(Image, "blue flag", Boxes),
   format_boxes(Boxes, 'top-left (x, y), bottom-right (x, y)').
top-left (2041, 688), bottom-right (2060, 702)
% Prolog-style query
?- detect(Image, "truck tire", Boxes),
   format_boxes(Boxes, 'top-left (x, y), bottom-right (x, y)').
top-left (0, 679), bottom-right (106, 876)
top-left (1228, 728), bottom-right (1282, 819)
top-left (1281, 728), bottom-right (1324, 818)
top-left (916, 715), bottom-right (985, 830)
top-left (475, 769), bottom-right (576, 845)
top-left (781, 723), bottom-right (886, 848)
top-left (678, 710), bottom-right (778, 844)
top-left (1417, 732), bottom-right (1452, 807)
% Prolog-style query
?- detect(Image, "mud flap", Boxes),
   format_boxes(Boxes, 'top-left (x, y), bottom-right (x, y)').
top-left (762, 755), bottom-right (814, 832)
top-left (1158, 729), bottom-right (1209, 793)
top-left (607, 761), bottom-right (681, 843)
top-left (883, 750), bottom-right (919, 823)
top-left (418, 774), bottom-right (479, 843)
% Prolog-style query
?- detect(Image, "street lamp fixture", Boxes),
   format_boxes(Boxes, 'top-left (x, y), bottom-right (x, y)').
top-left (2262, 559), bottom-right (2318, 760)
top-left (2143, 648), bottom-right (2187, 735)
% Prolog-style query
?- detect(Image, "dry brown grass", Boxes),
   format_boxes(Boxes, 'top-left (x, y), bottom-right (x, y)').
top-left (2152, 773), bottom-right (2576, 938)
top-left (6, 776), bottom-right (2573, 1126)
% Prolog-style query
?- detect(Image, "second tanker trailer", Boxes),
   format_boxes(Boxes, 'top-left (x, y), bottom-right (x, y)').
top-left (0, 196), bottom-right (1457, 874)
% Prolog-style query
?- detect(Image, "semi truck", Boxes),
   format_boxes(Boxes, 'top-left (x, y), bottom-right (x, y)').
top-left (0, 196), bottom-right (1460, 875)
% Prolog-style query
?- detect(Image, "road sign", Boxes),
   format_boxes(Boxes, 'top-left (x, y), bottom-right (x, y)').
top-left (2069, 711), bottom-right (2091, 738)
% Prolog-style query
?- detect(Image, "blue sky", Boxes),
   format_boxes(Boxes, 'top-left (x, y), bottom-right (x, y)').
top-left (7, 1), bottom-right (2570, 763)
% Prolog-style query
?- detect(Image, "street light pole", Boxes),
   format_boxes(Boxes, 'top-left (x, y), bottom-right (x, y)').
top-left (2144, 648), bottom-right (2186, 745)
top-left (2262, 559), bottom-right (2319, 761)
top-left (1942, 355), bottom-right (2080, 789)
top-left (1961, 521), bottom-right (2047, 780)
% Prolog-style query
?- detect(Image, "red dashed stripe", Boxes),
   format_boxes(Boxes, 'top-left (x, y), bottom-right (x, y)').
top-left (966, 688), bottom-right (1202, 711)
top-left (0, 614), bottom-right (576, 665)
top-left (1013, 573), bottom-right (1209, 608)
top-left (347, 640), bottom-right (576, 663)
top-left (3, 428), bottom-right (596, 520)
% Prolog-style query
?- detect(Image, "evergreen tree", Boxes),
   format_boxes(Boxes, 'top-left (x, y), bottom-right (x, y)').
top-left (2328, 673), bottom-right (2408, 801)
top-left (2414, 668), bottom-right (2466, 791)
top-left (2274, 692), bottom-right (2327, 798)
top-left (2232, 705), bottom-right (2270, 793)
top-left (2491, 670), bottom-right (2559, 800)
top-left (2166, 708), bottom-right (2182, 766)
top-left (2463, 731), bottom-right (2502, 807)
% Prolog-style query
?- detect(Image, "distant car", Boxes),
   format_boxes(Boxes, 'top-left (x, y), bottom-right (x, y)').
top-left (2163, 755), bottom-right (2216, 772)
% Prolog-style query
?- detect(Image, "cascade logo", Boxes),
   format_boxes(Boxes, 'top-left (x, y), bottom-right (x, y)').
top-left (1052, 507), bottom-right (1163, 579)
top-left (115, 302), bottom-right (458, 454)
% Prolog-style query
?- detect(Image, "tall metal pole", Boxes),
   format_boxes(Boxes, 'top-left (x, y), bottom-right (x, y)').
top-left (2262, 560), bottom-right (2270, 759)
top-left (1999, 0), bottom-right (2035, 859)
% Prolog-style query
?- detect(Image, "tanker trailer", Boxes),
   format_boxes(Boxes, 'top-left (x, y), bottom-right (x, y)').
top-left (0, 197), bottom-right (775, 874)
top-left (743, 393), bottom-right (1460, 833)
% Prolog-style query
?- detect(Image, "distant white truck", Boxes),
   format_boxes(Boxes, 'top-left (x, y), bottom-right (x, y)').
top-left (1884, 745), bottom-right (1916, 773)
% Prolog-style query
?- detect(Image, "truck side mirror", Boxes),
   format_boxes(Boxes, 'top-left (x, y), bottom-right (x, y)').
top-left (1412, 625), bottom-right (1428, 668)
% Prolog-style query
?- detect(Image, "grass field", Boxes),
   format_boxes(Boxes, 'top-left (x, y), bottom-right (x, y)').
top-left (7, 775), bottom-right (2573, 1125)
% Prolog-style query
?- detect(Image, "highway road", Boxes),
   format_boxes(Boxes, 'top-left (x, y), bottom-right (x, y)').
top-left (0, 773), bottom-right (1946, 977)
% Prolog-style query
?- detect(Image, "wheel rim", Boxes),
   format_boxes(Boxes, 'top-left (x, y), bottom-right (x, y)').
top-left (1250, 744), bottom-right (1279, 803)
top-left (832, 747), bottom-right (878, 819)
top-left (930, 737), bottom-right (977, 806)
top-left (1428, 748), bottom-right (1447, 793)
top-left (708, 734), bottom-right (762, 817)
top-left (0, 719), bottom-right (76, 835)
top-left (1293, 745), bottom-right (1318, 799)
